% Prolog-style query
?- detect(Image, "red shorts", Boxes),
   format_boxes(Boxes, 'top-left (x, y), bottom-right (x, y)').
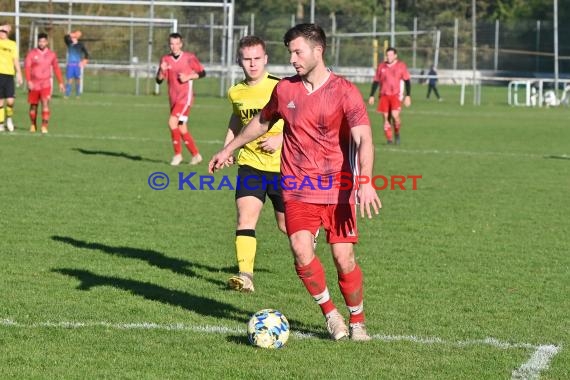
top-left (28, 87), bottom-right (52, 104)
top-left (377, 94), bottom-right (401, 114)
top-left (285, 201), bottom-right (358, 244)
top-left (170, 101), bottom-right (193, 122)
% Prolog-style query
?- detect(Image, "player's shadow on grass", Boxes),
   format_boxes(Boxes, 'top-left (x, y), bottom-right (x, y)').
top-left (544, 154), bottom-right (570, 160)
top-left (226, 335), bottom-right (250, 346)
top-left (53, 268), bottom-right (249, 323)
top-left (217, 265), bottom-right (272, 276)
top-left (73, 148), bottom-right (164, 163)
top-left (52, 235), bottom-right (229, 288)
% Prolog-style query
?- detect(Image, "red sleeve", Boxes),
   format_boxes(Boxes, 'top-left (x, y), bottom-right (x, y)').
top-left (400, 62), bottom-right (410, 81)
top-left (259, 85), bottom-right (280, 125)
top-left (344, 82), bottom-right (370, 128)
top-left (24, 52), bottom-right (32, 82)
top-left (188, 54), bottom-right (204, 73)
top-left (52, 53), bottom-right (63, 84)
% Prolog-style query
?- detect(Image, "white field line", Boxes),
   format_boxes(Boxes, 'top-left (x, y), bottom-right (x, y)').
top-left (511, 345), bottom-right (562, 380)
top-left (2, 132), bottom-right (566, 160)
top-left (379, 147), bottom-right (553, 159)
top-left (0, 318), bottom-right (561, 379)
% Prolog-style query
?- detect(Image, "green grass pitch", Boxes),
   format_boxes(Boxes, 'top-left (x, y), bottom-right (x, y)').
top-left (0, 81), bottom-right (568, 379)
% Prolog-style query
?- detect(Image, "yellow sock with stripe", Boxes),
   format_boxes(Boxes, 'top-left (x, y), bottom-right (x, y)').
top-left (235, 229), bottom-right (256, 274)
top-left (6, 104), bottom-right (13, 118)
top-left (0, 106), bottom-right (5, 125)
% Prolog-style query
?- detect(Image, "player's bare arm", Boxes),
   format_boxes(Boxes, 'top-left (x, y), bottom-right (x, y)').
top-left (14, 56), bottom-right (23, 86)
top-left (209, 113), bottom-right (270, 173)
top-left (221, 113), bottom-right (243, 166)
top-left (351, 125), bottom-right (382, 218)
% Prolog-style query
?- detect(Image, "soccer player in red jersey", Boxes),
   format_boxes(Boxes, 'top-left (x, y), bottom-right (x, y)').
top-left (368, 47), bottom-right (411, 144)
top-left (156, 33), bottom-right (206, 166)
top-left (210, 24), bottom-right (382, 341)
top-left (24, 33), bottom-right (65, 134)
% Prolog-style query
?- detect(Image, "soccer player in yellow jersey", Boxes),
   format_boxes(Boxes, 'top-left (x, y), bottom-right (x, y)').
top-left (0, 23), bottom-right (23, 132)
top-left (222, 36), bottom-right (286, 292)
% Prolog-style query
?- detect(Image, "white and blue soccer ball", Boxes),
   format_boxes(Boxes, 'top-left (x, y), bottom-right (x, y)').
top-left (247, 309), bottom-right (290, 349)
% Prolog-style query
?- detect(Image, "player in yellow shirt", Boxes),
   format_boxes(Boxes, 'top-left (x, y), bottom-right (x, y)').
top-left (0, 23), bottom-right (23, 132)
top-left (221, 36), bottom-right (286, 292)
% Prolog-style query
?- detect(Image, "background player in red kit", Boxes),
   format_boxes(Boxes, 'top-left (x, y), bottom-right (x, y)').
top-left (368, 47), bottom-right (411, 144)
top-left (156, 33), bottom-right (206, 166)
top-left (210, 24), bottom-right (382, 342)
top-left (24, 32), bottom-right (65, 134)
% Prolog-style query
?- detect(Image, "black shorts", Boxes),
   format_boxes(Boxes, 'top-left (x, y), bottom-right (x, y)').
top-left (235, 165), bottom-right (284, 213)
top-left (0, 74), bottom-right (15, 99)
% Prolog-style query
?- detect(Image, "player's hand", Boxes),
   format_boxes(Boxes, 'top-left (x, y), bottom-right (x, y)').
top-left (79, 59), bottom-right (88, 68)
top-left (258, 135), bottom-right (282, 154)
top-left (177, 73), bottom-right (188, 83)
top-left (58, 83), bottom-right (65, 93)
top-left (208, 149), bottom-right (233, 173)
top-left (27, 81), bottom-right (34, 91)
top-left (368, 96), bottom-right (375, 105)
top-left (178, 71), bottom-right (196, 83)
top-left (160, 61), bottom-right (169, 74)
top-left (404, 96), bottom-right (411, 107)
top-left (357, 183), bottom-right (382, 219)
top-left (16, 73), bottom-right (23, 87)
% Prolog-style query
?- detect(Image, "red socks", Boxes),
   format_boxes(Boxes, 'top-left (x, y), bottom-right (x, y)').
top-left (170, 128), bottom-right (182, 155)
top-left (181, 132), bottom-right (199, 156)
top-left (29, 109), bottom-right (37, 126)
top-left (384, 121), bottom-right (393, 140)
top-left (338, 264), bottom-right (365, 324)
top-left (41, 110), bottom-right (50, 127)
top-left (295, 256), bottom-right (336, 316)
top-left (296, 257), bottom-right (365, 323)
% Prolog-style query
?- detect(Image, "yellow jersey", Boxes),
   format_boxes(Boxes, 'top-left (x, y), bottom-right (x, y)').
top-left (0, 38), bottom-right (18, 75)
top-left (228, 72), bottom-right (284, 173)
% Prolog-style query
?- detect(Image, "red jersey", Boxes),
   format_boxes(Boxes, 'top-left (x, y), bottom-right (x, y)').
top-left (260, 72), bottom-right (370, 204)
top-left (159, 52), bottom-right (204, 107)
top-left (374, 60), bottom-right (410, 96)
top-left (24, 47), bottom-right (63, 90)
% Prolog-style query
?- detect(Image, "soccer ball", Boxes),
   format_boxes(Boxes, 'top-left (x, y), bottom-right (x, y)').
top-left (247, 309), bottom-right (290, 349)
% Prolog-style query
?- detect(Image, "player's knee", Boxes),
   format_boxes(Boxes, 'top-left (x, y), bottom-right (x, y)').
top-left (289, 234), bottom-right (314, 262)
top-left (333, 254), bottom-right (356, 274)
top-left (236, 217), bottom-right (257, 229)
